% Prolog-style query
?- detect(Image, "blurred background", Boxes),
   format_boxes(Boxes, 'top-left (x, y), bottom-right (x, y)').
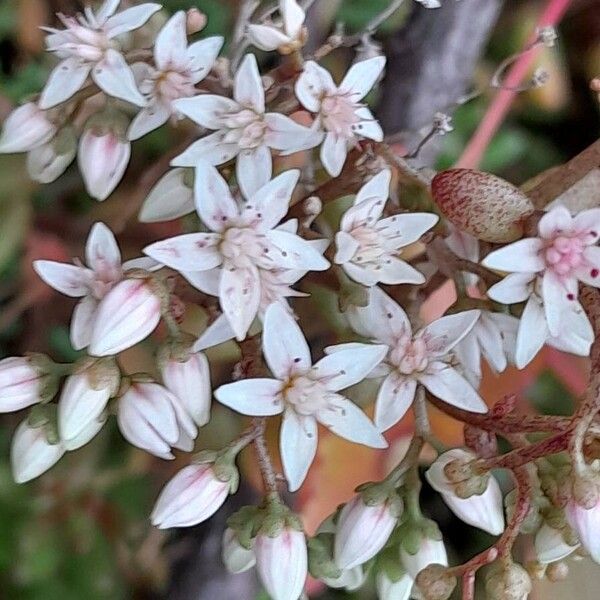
top-left (0, 0), bottom-right (599, 598)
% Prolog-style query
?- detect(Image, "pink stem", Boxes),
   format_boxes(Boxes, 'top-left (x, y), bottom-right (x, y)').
top-left (456, 0), bottom-right (572, 169)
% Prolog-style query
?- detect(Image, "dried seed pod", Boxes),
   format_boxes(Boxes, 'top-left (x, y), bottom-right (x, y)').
top-left (431, 169), bottom-right (534, 243)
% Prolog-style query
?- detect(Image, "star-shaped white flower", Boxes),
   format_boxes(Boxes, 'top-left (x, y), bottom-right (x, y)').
top-left (295, 57), bottom-right (386, 177)
top-left (346, 287), bottom-right (487, 432)
top-left (128, 11), bottom-right (224, 140)
top-left (33, 222), bottom-right (158, 350)
top-left (483, 205), bottom-right (599, 367)
top-left (246, 0), bottom-right (306, 53)
top-left (215, 302), bottom-right (388, 491)
top-left (144, 162), bottom-right (329, 341)
top-left (40, 0), bottom-right (161, 109)
top-left (335, 169), bottom-right (438, 286)
top-left (171, 53), bottom-right (320, 198)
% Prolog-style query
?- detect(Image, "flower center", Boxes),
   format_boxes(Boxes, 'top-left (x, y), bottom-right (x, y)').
top-left (350, 225), bottom-right (387, 263)
top-left (283, 375), bottom-right (328, 416)
top-left (220, 226), bottom-right (269, 269)
top-left (155, 71), bottom-right (197, 104)
top-left (321, 93), bottom-right (361, 139)
top-left (54, 15), bottom-right (112, 62)
top-left (221, 109), bottom-right (266, 149)
top-left (390, 335), bottom-right (429, 375)
top-left (544, 235), bottom-right (585, 277)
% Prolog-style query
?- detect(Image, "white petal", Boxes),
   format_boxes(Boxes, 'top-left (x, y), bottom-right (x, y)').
top-left (86, 222), bottom-right (121, 275)
top-left (312, 344), bottom-right (388, 391)
top-left (219, 264), bottom-right (261, 340)
top-left (481, 238), bottom-right (544, 273)
top-left (265, 229), bottom-right (330, 271)
top-left (547, 300), bottom-right (594, 357)
top-left (281, 0), bottom-right (305, 38)
top-left (573, 208), bottom-right (600, 243)
top-left (377, 212), bottom-right (439, 248)
top-left (214, 378), bottom-right (283, 415)
top-left (538, 205), bottom-right (572, 239)
top-left (476, 314), bottom-right (507, 373)
top-left (237, 145), bottom-right (272, 200)
top-left (246, 25), bottom-right (290, 52)
top-left (234, 54), bottom-right (265, 113)
top-left (418, 365), bottom-right (487, 413)
top-left (186, 37), bottom-right (225, 84)
top-left (153, 11), bottom-right (187, 70)
top-left (173, 95), bottom-right (238, 129)
top-left (335, 231), bottom-right (360, 264)
top-left (264, 112), bottom-right (322, 153)
top-left (96, 0), bottom-right (120, 22)
top-left (171, 131), bottom-right (239, 167)
top-left (11, 421), bottom-right (64, 483)
top-left (378, 256), bottom-right (426, 286)
top-left (542, 270), bottom-right (572, 337)
top-left (377, 573), bottom-right (413, 600)
top-left (194, 162), bottom-right (239, 232)
top-left (295, 61), bottom-right (336, 112)
top-left (486, 272), bottom-right (535, 304)
top-left (321, 132), bottom-right (348, 177)
top-left (70, 296), bottom-right (98, 350)
top-left (39, 58), bottom-right (91, 109)
top-left (104, 3), bottom-right (162, 38)
top-left (33, 260), bottom-right (89, 297)
top-left (577, 246), bottom-right (600, 286)
top-left (355, 169), bottom-right (391, 205)
top-left (139, 168), bottom-right (195, 222)
top-left (515, 296), bottom-right (548, 368)
top-left (263, 302), bottom-right (311, 379)
top-left (128, 101), bottom-right (171, 140)
top-left (193, 313), bottom-right (235, 351)
top-left (143, 233), bottom-right (222, 271)
top-left (92, 49), bottom-right (146, 106)
top-left (353, 107), bottom-right (383, 141)
top-left (375, 374), bottom-right (417, 431)
top-left (318, 395), bottom-right (387, 448)
top-left (340, 57), bottom-right (386, 101)
top-left (182, 268), bottom-right (221, 295)
top-left (280, 409), bottom-right (318, 492)
top-left (422, 309), bottom-right (480, 357)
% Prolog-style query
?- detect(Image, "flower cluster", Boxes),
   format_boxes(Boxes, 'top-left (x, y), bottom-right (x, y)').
top-left (0, 1), bottom-right (598, 599)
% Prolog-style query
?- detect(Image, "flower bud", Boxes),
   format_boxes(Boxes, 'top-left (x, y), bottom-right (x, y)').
top-left (534, 523), bottom-right (579, 564)
top-left (78, 113), bottom-right (131, 201)
top-left (425, 449), bottom-right (505, 536)
top-left (255, 526), bottom-right (308, 600)
top-left (26, 127), bottom-right (77, 184)
top-left (0, 356), bottom-right (49, 412)
top-left (151, 463), bottom-right (232, 528)
top-left (138, 168), bottom-right (194, 222)
top-left (89, 279), bottom-right (161, 356)
top-left (63, 414), bottom-right (107, 451)
top-left (160, 345), bottom-right (211, 427)
top-left (0, 103), bottom-right (56, 153)
top-left (222, 527), bottom-right (256, 574)
top-left (376, 572), bottom-right (413, 600)
top-left (186, 8), bottom-right (207, 34)
top-left (11, 419), bottom-right (64, 483)
top-left (322, 565), bottom-right (366, 591)
top-left (485, 561), bottom-right (532, 600)
top-left (400, 536), bottom-right (448, 580)
top-left (565, 495), bottom-right (600, 563)
top-left (58, 359), bottom-right (119, 443)
top-left (545, 561), bottom-right (569, 582)
top-left (334, 493), bottom-right (400, 569)
top-left (117, 382), bottom-right (197, 459)
top-left (415, 564), bottom-right (457, 600)
top-left (431, 169), bottom-right (534, 243)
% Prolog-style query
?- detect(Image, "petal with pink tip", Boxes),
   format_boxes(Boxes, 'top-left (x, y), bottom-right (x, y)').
top-left (85, 222), bottom-right (121, 276)
top-left (33, 260), bottom-right (89, 297)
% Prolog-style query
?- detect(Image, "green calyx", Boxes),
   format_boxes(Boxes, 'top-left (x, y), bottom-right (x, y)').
top-left (27, 404), bottom-right (60, 445)
top-left (356, 481), bottom-right (404, 517)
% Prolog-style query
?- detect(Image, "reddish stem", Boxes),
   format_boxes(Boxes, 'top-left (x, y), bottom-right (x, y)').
top-left (456, 0), bottom-right (572, 169)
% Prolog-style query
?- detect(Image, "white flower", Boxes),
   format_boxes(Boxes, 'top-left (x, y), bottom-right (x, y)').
top-left (425, 449), bottom-right (505, 536)
top-left (376, 572), bottom-right (413, 600)
top-left (34, 222), bottom-right (156, 351)
top-left (483, 205), bottom-right (600, 366)
top-left (151, 463), bottom-right (231, 528)
top-left (334, 495), bottom-right (398, 569)
top-left (534, 524), bottom-right (579, 564)
top-left (138, 167), bottom-right (194, 222)
top-left (172, 53), bottom-right (319, 198)
top-left (144, 163), bottom-right (329, 341)
top-left (40, 0), bottom-right (161, 108)
top-left (565, 497), bottom-right (600, 563)
top-left (247, 0), bottom-right (306, 53)
top-left (128, 12), bottom-right (223, 140)
top-left (222, 528), bottom-right (256, 574)
top-left (255, 527), bottom-right (307, 600)
top-left (215, 303), bottom-right (387, 491)
top-left (0, 357), bottom-right (44, 412)
top-left (295, 57), bottom-right (386, 176)
top-left (117, 382), bottom-right (197, 459)
top-left (27, 128), bottom-right (77, 184)
top-left (161, 349), bottom-right (212, 427)
top-left (334, 169), bottom-right (438, 286)
top-left (453, 311), bottom-right (519, 387)
top-left (0, 102), bottom-right (57, 153)
top-left (400, 537), bottom-right (448, 579)
top-left (11, 420), bottom-right (64, 483)
top-left (346, 287), bottom-right (487, 432)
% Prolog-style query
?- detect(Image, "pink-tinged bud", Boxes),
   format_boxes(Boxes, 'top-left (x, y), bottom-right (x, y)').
top-left (11, 420), bottom-right (64, 483)
top-left (0, 357), bottom-right (44, 412)
top-left (565, 498), bottom-right (600, 563)
top-left (534, 524), bottom-right (579, 564)
top-left (117, 382), bottom-right (197, 459)
top-left (0, 103), bottom-right (56, 153)
top-left (63, 414), bottom-right (107, 451)
top-left (425, 449), bottom-right (505, 536)
top-left (58, 360), bottom-right (119, 443)
top-left (151, 463), bottom-right (231, 528)
top-left (255, 527), bottom-right (308, 600)
top-left (376, 572), bottom-right (413, 600)
top-left (78, 122), bottom-right (131, 201)
top-left (89, 279), bottom-right (161, 356)
top-left (334, 495), bottom-right (398, 569)
top-left (27, 127), bottom-right (77, 184)
top-left (161, 350), bottom-right (211, 427)
top-left (186, 8), bottom-right (207, 34)
top-left (222, 528), bottom-right (256, 574)
top-left (431, 169), bottom-right (534, 243)
top-left (400, 537), bottom-right (448, 579)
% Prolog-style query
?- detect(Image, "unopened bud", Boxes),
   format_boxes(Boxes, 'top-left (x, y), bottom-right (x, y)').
top-left (485, 562), bottom-right (532, 600)
top-left (0, 102), bottom-right (56, 153)
top-left (27, 126), bottom-right (77, 184)
top-left (416, 564), bottom-right (456, 600)
top-left (186, 8), bottom-right (207, 34)
top-left (546, 561), bottom-right (568, 582)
